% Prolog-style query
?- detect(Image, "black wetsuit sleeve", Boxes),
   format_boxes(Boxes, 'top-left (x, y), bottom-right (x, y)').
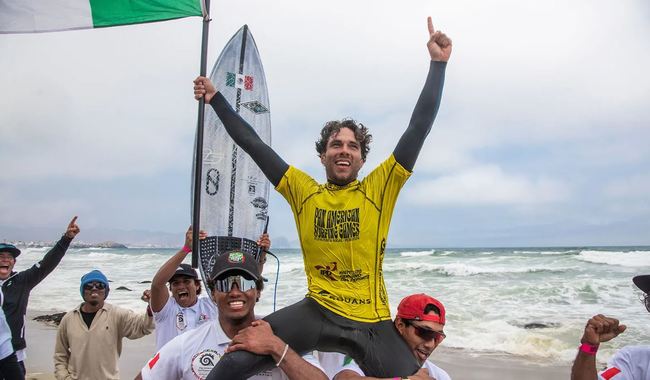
top-left (393, 60), bottom-right (447, 171)
top-left (209, 92), bottom-right (289, 187)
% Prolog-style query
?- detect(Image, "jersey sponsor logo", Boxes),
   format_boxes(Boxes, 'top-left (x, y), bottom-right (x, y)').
top-left (176, 311), bottom-right (187, 331)
top-left (600, 367), bottom-right (621, 380)
top-left (315, 262), bottom-right (338, 281)
top-left (379, 239), bottom-right (388, 305)
top-left (191, 349), bottom-right (222, 380)
top-left (148, 352), bottom-right (160, 369)
top-left (318, 290), bottom-right (371, 305)
top-left (339, 269), bottom-right (369, 282)
top-left (313, 207), bottom-right (360, 242)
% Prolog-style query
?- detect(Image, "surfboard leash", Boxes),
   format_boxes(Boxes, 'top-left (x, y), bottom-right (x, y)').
top-left (265, 249), bottom-right (280, 312)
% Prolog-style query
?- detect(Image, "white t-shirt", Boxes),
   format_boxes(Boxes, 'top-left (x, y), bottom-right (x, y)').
top-left (141, 319), bottom-right (324, 380)
top-left (0, 288), bottom-right (14, 360)
top-left (153, 296), bottom-right (218, 351)
top-left (598, 345), bottom-right (650, 380)
top-left (334, 356), bottom-right (451, 380)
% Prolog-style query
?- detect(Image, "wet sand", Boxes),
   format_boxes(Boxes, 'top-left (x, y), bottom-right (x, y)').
top-left (24, 310), bottom-right (571, 379)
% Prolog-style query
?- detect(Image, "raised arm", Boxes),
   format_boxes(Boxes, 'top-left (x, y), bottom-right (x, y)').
top-left (20, 216), bottom-right (80, 288)
top-left (149, 227), bottom-right (206, 312)
top-left (571, 314), bottom-right (627, 380)
top-left (194, 78), bottom-right (289, 186)
top-left (393, 17), bottom-right (452, 171)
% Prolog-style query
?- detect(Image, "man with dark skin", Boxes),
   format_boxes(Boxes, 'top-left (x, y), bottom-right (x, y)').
top-left (194, 17), bottom-right (452, 379)
top-left (138, 251), bottom-right (327, 380)
top-left (571, 275), bottom-right (650, 380)
top-left (147, 226), bottom-right (271, 350)
top-left (54, 270), bottom-right (153, 379)
top-left (0, 216), bottom-right (79, 373)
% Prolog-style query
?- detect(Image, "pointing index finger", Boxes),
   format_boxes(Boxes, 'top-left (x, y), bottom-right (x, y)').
top-left (69, 216), bottom-right (78, 226)
top-left (427, 16), bottom-right (435, 36)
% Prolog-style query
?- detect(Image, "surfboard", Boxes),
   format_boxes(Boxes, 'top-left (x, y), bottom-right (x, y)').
top-left (195, 25), bottom-right (271, 282)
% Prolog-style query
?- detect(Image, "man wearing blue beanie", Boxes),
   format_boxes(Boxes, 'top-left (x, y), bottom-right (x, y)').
top-left (79, 270), bottom-right (110, 299)
top-left (54, 269), bottom-right (153, 380)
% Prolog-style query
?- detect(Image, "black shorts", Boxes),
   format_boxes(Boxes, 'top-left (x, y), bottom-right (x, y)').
top-left (207, 297), bottom-right (420, 379)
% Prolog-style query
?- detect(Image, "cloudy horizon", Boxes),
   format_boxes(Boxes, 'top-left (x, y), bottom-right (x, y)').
top-left (2, 0), bottom-right (649, 248)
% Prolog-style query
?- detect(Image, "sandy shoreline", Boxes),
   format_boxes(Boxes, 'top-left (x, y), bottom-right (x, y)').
top-left (24, 310), bottom-right (571, 379)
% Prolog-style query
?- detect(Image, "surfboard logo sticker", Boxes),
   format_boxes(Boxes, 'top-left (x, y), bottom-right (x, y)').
top-left (251, 197), bottom-right (268, 220)
top-left (205, 168), bottom-right (220, 196)
top-left (241, 100), bottom-right (269, 114)
top-left (228, 251), bottom-right (245, 263)
top-left (226, 72), bottom-right (253, 90)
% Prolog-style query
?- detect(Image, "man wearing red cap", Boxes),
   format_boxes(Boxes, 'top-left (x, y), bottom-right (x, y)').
top-left (333, 293), bottom-right (451, 380)
top-left (571, 275), bottom-right (650, 380)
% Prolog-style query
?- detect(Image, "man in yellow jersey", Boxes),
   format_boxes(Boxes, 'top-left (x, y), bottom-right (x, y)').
top-left (194, 17), bottom-right (452, 379)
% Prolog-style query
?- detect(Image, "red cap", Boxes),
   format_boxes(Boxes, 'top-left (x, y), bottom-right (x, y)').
top-left (396, 293), bottom-right (446, 325)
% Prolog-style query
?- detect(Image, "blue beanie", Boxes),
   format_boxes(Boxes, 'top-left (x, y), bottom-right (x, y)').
top-left (80, 270), bottom-right (110, 299)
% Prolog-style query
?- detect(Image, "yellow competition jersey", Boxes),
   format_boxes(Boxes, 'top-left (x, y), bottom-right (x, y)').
top-left (276, 155), bottom-right (411, 322)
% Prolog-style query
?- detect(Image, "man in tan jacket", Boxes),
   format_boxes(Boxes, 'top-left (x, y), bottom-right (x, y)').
top-left (54, 270), bottom-right (153, 380)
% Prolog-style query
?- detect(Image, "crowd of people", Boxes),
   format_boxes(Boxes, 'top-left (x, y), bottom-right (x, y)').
top-left (2, 16), bottom-right (648, 380)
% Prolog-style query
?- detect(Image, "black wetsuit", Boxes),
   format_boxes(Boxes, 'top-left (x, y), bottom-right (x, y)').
top-left (1, 236), bottom-right (71, 358)
top-left (206, 61), bottom-right (446, 379)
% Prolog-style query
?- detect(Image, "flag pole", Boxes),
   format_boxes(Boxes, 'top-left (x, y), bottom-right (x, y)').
top-left (192, 0), bottom-right (211, 268)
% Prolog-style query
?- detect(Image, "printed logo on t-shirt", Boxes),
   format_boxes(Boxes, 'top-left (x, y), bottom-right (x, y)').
top-left (176, 311), bottom-right (187, 331)
top-left (313, 207), bottom-right (360, 242)
top-left (339, 269), bottom-right (369, 282)
top-left (314, 262), bottom-right (338, 281)
top-left (600, 367), bottom-right (622, 380)
top-left (191, 349), bottom-right (221, 380)
top-left (318, 290), bottom-right (371, 305)
top-left (148, 352), bottom-right (160, 369)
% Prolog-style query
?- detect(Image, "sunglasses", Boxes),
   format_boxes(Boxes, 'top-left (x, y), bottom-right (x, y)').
top-left (404, 319), bottom-right (446, 343)
top-left (84, 282), bottom-right (106, 291)
top-left (213, 275), bottom-right (257, 293)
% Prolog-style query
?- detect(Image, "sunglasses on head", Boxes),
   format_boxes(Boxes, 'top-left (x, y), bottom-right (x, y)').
top-left (84, 282), bottom-right (106, 291)
top-left (213, 275), bottom-right (256, 293)
top-left (403, 319), bottom-right (446, 343)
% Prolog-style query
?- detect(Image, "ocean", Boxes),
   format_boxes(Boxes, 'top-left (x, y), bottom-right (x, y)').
top-left (16, 245), bottom-right (650, 365)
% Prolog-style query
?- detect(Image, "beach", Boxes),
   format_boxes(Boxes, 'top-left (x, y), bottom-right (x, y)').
top-left (24, 311), bottom-right (573, 380)
top-left (16, 245), bottom-right (650, 379)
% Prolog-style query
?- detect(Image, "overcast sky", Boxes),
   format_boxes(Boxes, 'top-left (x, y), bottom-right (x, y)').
top-left (1, 0), bottom-right (649, 247)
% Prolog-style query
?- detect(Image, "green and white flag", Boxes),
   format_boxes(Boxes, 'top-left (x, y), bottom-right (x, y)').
top-left (0, 0), bottom-right (206, 34)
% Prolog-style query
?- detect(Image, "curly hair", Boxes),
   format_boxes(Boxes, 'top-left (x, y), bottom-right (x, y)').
top-left (315, 118), bottom-right (372, 161)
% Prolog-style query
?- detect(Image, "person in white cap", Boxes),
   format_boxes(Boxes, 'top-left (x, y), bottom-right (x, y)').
top-left (571, 275), bottom-right (650, 380)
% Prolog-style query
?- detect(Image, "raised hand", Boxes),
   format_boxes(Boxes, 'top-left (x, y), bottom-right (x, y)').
top-left (64, 216), bottom-right (80, 239)
top-left (184, 226), bottom-right (208, 251)
top-left (580, 314), bottom-right (626, 345)
top-left (257, 233), bottom-right (271, 251)
top-left (426, 17), bottom-right (452, 62)
top-left (193, 76), bottom-right (217, 103)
